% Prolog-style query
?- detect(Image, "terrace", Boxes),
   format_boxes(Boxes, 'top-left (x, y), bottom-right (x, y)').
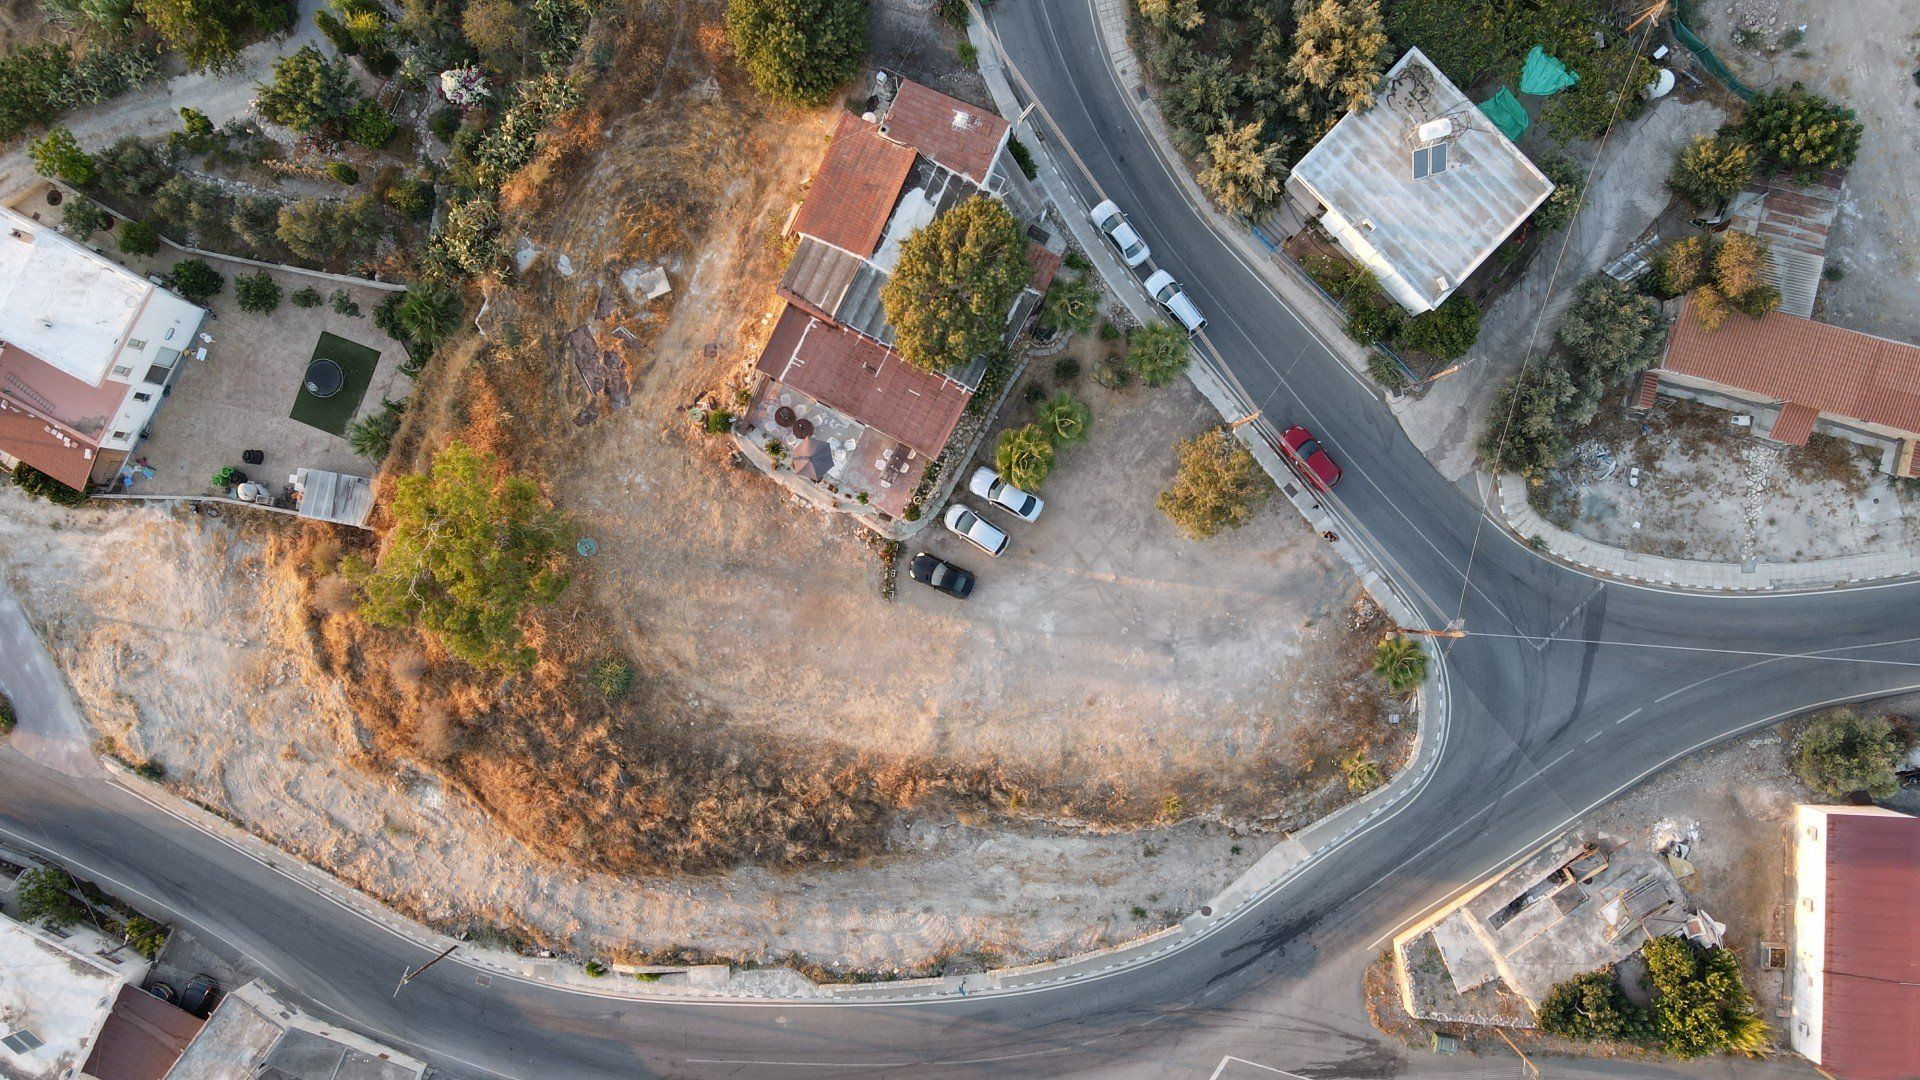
top-left (739, 379), bottom-right (930, 520)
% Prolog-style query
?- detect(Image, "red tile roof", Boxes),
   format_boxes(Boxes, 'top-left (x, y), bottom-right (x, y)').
top-left (1819, 810), bottom-right (1920, 1080)
top-left (1767, 401), bottom-right (1818, 446)
top-left (880, 80), bottom-right (1009, 186)
top-left (1634, 370), bottom-right (1661, 409)
top-left (1025, 243), bottom-right (1061, 296)
top-left (791, 113), bottom-right (917, 258)
top-left (82, 985), bottom-right (204, 1080)
top-left (0, 395), bottom-right (98, 489)
top-left (0, 341), bottom-right (124, 441)
top-left (755, 304), bottom-right (970, 457)
top-left (1663, 297), bottom-right (1920, 437)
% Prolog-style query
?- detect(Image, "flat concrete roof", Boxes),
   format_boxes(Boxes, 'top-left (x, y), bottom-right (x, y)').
top-left (0, 919), bottom-right (124, 1080)
top-left (0, 206), bottom-right (151, 386)
top-left (1290, 48), bottom-right (1552, 312)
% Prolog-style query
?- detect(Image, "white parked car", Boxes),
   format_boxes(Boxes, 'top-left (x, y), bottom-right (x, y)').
top-left (1144, 270), bottom-right (1206, 333)
top-left (968, 466), bottom-right (1044, 522)
top-left (1090, 199), bottom-right (1151, 268)
top-left (943, 504), bottom-right (1010, 557)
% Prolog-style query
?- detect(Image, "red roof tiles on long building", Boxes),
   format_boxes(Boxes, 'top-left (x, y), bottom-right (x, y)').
top-left (755, 304), bottom-right (969, 457)
top-left (1662, 296), bottom-right (1920, 436)
top-left (880, 80), bottom-right (1009, 186)
top-left (791, 113), bottom-right (917, 258)
top-left (1819, 811), bottom-right (1920, 1080)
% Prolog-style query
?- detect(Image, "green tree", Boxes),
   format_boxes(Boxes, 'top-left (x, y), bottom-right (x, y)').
top-left (275, 195), bottom-right (383, 262)
top-left (60, 198), bottom-right (110, 239)
top-left (1283, 0), bottom-right (1388, 126)
top-left (1652, 235), bottom-right (1714, 298)
top-left (1643, 936), bottom-right (1770, 1058)
top-left (347, 397), bottom-right (405, 460)
top-left (1478, 363), bottom-right (1572, 477)
top-left (1537, 970), bottom-right (1648, 1041)
top-left (1127, 323), bottom-right (1191, 386)
top-left (1739, 86), bottom-right (1862, 183)
top-left (135, 0), bottom-right (289, 71)
top-left (1038, 271), bottom-right (1100, 336)
top-left (355, 441), bottom-right (571, 670)
top-left (724, 0), bottom-right (868, 107)
top-left (1036, 393), bottom-right (1091, 446)
top-left (290, 285), bottom-right (324, 308)
top-left (1137, 0), bottom-right (1202, 31)
top-left (1400, 296), bottom-right (1479, 360)
top-left (326, 161), bottom-right (360, 185)
top-left (1556, 275), bottom-right (1664, 424)
top-left (1199, 120), bottom-right (1284, 217)
top-left (1371, 635), bottom-right (1427, 692)
top-left (15, 867), bottom-right (89, 929)
top-left (255, 46), bottom-right (361, 136)
top-left (1157, 428), bottom-right (1271, 539)
top-left (385, 176), bottom-right (435, 219)
top-left (167, 258), bottom-right (223, 304)
top-left (29, 128), bottom-right (97, 186)
top-left (233, 270), bottom-right (282, 313)
top-left (881, 196), bottom-right (1030, 373)
top-left (1668, 134), bottom-right (1756, 210)
top-left (995, 424), bottom-right (1056, 490)
top-left (10, 462), bottom-right (89, 504)
top-left (1530, 153), bottom-right (1585, 233)
top-left (117, 219), bottom-right (159, 256)
top-left (462, 0), bottom-right (530, 68)
top-left (1794, 709), bottom-right (1904, 799)
top-left (396, 278), bottom-right (464, 346)
top-left (1694, 232), bottom-right (1778, 331)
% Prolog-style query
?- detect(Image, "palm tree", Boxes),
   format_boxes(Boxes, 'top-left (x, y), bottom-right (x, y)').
top-left (1372, 634), bottom-right (1427, 692)
top-left (1341, 750), bottom-right (1384, 792)
top-left (1038, 393), bottom-right (1091, 445)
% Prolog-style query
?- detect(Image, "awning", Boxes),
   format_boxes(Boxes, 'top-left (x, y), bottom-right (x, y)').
top-left (1478, 87), bottom-right (1530, 141)
top-left (1519, 46), bottom-right (1579, 95)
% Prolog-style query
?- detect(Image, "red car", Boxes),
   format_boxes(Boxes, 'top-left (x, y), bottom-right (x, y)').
top-left (1280, 425), bottom-right (1342, 490)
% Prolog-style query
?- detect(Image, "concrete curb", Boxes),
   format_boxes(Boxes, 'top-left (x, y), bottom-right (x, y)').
top-left (1491, 473), bottom-right (1920, 593)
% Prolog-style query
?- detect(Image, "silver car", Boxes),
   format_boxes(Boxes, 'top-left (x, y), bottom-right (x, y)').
top-left (968, 466), bottom-right (1044, 522)
top-left (943, 504), bottom-right (1010, 557)
top-left (1090, 199), bottom-right (1151, 268)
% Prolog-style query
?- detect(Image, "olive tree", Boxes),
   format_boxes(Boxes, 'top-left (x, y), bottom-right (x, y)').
top-left (724, 0), bottom-right (867, 107)
top-left (1198, 121), bottom-right (1284, 217)
top-left (1157, 428), bottom-right (1271, 539)
top-left (881, 196), bottom-right (1030, 373)
top-left (1794, 709), bottom-right (1905, 799)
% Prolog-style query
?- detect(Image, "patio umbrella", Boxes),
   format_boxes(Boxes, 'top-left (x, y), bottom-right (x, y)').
top-left (790, 437), bottom-right (833, 480)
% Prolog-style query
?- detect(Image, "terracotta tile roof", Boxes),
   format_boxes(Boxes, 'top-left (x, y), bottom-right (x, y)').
top-left (0, 340), bottom-right (125, 441)
top-left (1662, 297), bottom-right (1920, 437)
top-left (1819, 811), bottom-right (1920, 1080)
top-left (1766, 401), bottom-right (1818, 445)
top-left (0, 395), bottom-right (96, 489)
top-left (755, 304), bottom-right (970, 457)
top-left (1634, 370), bottom-right (1661, 409)
top-left (82, 984), bottom-right (204, 1080)
top-left (791, 113), bottom-right (916, 258)
top-left (880, 80), bottom-right (1009, 186)
top-left (1025, 243), bottom-right (1061, 296)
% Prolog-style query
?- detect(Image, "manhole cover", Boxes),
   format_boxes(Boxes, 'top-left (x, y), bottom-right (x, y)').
top-left (576, 537), bottom-right (598, 557)
top-left (1199, 906), bottom-right (1212, 917)
top-left (704, 343), bottom-right (718, 358)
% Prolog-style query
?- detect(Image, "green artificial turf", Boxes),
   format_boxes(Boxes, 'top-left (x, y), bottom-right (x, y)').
top-left (289, 331), bottom-right (380, 436)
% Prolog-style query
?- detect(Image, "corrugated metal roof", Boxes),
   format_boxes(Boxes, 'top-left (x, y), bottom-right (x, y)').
top-left (1289, 48), bottom-right (1553, 312)
top-left (83, 985), bottom-right (203, 1080)
top-left (1819, 810), bottom-right (1920, 1080)
top-left (880, 80), bottom-right (1008, 186)
top-left (1662, 297), bottom-right (1920, 437)
top-left (1728, 170), bottom-right (1844, 319)
top-left (780, 238), bottom-right (861, 321)
top-left (790, 113), bottom-right (916, 258)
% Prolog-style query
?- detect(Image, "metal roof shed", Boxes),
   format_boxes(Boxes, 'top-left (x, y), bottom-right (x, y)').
top-left (1287, 48), bottom-right (1554, 314)
top-left (294, 468), bottom-right (375, 528)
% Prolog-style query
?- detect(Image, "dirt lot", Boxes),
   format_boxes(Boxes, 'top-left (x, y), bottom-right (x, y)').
top-left (1536, 400), bottom-right (1913, 563)
top-left (1694, 0), bottom-right (1920, 344)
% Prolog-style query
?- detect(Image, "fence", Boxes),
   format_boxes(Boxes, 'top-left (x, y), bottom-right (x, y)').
top-left (1670, 15), bottom-right (1759, 101)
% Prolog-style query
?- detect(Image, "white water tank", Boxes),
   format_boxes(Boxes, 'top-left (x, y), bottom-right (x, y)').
top-left (1416, 118), bottom-right (1453, 144)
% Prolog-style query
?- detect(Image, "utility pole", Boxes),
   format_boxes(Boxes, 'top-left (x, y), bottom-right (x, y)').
top-left (393, 944), bottom-right (459, 997)
top-left (1495, 1029), bottom-right (1541, 1079)
top-left (1227, 411), bottom-right (1262, 430)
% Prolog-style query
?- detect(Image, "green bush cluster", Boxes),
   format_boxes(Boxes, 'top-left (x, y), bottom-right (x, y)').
top-left (723, 0), bottom-right (867, 107)
top-left (10, 463), bottom-right (88, 504)
top-left (0, 43), bottom-right (159, 142)
top-left (1793, 709), bottom-right (1906, 800)
top-left (1539, 940), bottom-right (1769, 1057)
top-left (1157, 427), bottom-right (1270, 540)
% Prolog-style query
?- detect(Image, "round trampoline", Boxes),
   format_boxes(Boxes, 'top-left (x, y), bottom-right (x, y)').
top-left (305, 358), bottom-right (344, 398)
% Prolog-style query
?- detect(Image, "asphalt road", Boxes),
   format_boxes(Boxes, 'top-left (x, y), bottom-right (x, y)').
top-left (4, 2), bottom-right (1920, 1076)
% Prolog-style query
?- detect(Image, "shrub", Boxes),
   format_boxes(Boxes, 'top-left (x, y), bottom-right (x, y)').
top-left (385, 176), bottom-right (435, 219)
top-left (436, 196), bottom-right (504, 277)
top-left (134, 758), bottom-right (166, 780)
top-left (234, 270), bottom-right (282, 313)
top-left (1157, 428), bottom-right (1270, 539)
top-left (881, 197), bottom-right (1030, 373)
top-left (122, 916), bottom-right (169, 961)
top-left (0, 693), bottom-right (13, 735)
top-left (348, 397), bottom-right (405, 460)
top-left (1652, 235), bottom-right (1714, 298)
top-left (1051, 356), bottom-right (1081, 383)
top-left (10, 462), bottom-right (88, 504)
top-left (724, 0), bottom-right (867, 107)
top-left (1538, 970), bottom-right (1648, 1041)
top-left (291, 285), bottom-right (324, 308)
top-left (1478, 363), bottom-right (1573, 477)
top-left (1668, 134), bottom-right (1756, 210)
top-left (1340, 750), bottom-right (1384, 792)
top-left (1642, 936), bottom-right (1770, 1058)
top-left (60, 198), bottom-right (110, 239)
top-left (1371, 635), bottom-right (1427, 692)
top-left (1199, 120), bottom-right (1284, 217)
top-left (15, 867), bottom-right (88, 929)
top-left (134, 0), bottom-right (291, 71)
top-left (326, 161), bottom-right (360, 185)
top-left (1739, 85), bottom-right (1862, 182)
top-left (1037, 393), bottom-right (1091, 446)
top-left (1127, 323), bottom-right (1190, 386)
top-left (256, 46), bottom-right (361, 136)
top-left (584, 959), bottom-right (608, 977)
top-left (332, 289), bottom-right (363, 317)
top-left (0, 44), bottom-right (69, 143)
top-left (168, 258), bottom-right (223, 304)
top-left (995, 424), bottom-right (1055, 490)
top-left (592, 655), bottom-right (635, 700)
top-left (117, 219), bottom-right (160, 256)
top-left (354, 441), bottom-right (571, 670)
top-left (1400, 296), bottom-right (1479, 360)
top-left (1038, 271), bottom-right (1100, 336)
top-left (1794, 709), bottom-right (1904, 799)
top-left (346, 99), bottom-right (397, 149)
top-left (956, 41), bottom-right (978, 67)
top-left (1008, 137), bottom-right (1037, 180)
top-left (1556, 275), bottom-right (1665, 424)
top-left (1531, 153), bottom-right (1585, 233)
top-left (1097, 320), bottom-right (1120, 341)
top-left (29, 128), bottom-right (97, 186)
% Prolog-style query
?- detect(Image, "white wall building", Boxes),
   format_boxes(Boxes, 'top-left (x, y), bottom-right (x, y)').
top-left (0, 204), bottom-right (206, 490)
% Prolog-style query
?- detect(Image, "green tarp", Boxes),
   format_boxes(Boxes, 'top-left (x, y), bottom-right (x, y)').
top-left (1519, 45), bottom-right (1579, 95)
top-left (1478, 87), bottom-right (1530, 141)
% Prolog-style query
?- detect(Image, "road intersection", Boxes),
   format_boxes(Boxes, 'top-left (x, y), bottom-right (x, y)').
top-left (3, 1), bottom-right (1917, 1074)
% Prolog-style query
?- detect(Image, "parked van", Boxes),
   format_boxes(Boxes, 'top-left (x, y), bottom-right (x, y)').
top-left (1143, 270), bottom-right (1206, 333)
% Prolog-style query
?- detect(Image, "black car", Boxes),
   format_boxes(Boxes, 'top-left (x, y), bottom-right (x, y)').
top-left (179, 974), bottom-right (221, 1018)
top-left (909, 552), bottom-right (974, 599)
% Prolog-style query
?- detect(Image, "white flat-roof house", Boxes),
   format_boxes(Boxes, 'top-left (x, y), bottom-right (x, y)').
top-left (1286, 48), bottom-right (1553, 314)
top-left (0, 204), bottom-right (206, 491)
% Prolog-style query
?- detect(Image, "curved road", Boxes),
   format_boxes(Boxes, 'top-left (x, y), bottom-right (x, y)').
top-left (4, 2), bottom-right (1918, 1076)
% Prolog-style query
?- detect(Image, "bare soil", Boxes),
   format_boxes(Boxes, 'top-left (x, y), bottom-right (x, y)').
top-left (1538, 400), bottom-right (1913, 563)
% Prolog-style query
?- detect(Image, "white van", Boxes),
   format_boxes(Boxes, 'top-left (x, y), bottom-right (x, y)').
top-left (1144, 270), bottom-right (1206, 334)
